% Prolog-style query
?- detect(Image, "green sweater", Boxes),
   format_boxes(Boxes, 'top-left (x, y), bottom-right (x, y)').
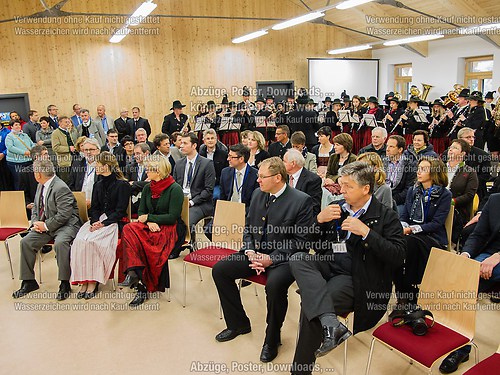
top-left (139, 182), bottom-right (184, 225)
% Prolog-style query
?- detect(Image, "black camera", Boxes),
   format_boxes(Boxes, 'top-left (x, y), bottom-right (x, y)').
top-left (390, 308), bottom-right (434, 336)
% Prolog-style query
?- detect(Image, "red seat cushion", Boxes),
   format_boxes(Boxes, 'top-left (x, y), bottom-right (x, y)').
top-left (0, 228), bottom-right (27, 241)
top-left (373, 320), bottom-right (470, 368)
top-left (463, 353), bottom-right (500, 375)
top-left (184, 247), bottom-right (236, 268)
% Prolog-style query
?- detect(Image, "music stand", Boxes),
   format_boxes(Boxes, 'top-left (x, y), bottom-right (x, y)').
top-left (195, 118), bottom-right (210, 132)
top-left (414, 108), bottom-right (429, 123)
top-left (362, 114), bottom-right (377, 128)
top-left (339, 110), bottom-right (359, 124)
top-left (255, 116), bottom-right (267, 128)
top-left (219, 116), bottom-right (241, 131)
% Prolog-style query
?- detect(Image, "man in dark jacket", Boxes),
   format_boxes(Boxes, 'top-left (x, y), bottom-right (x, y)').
top-left (358, 126), bottom-right (387, 158)
top-left (198, 128), bottom-right (228, 200)
top-left (162, 100), bottom-right (189, 136)
top-left (289, 161), bottom-right (405, 374)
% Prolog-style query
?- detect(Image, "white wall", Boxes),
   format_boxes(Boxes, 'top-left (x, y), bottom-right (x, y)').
top-left (373, 36), bottom-right (500, 101)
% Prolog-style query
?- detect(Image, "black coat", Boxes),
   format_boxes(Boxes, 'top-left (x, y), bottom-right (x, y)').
top-left (68, 157), bottom-right (102, 192)
top-left (311, 197), bottom-right (405, 333)
top-left (131, 117), bottom-right (152, 138)
top-left (89, 174), bottom-right (130, 230)
top-left (114, 117), bottom-right (132, 142)
top-left (241, 185), bottom-right (313, 266)
top-left (219, 165), bottom-right (259, 211)
top-left (293, 167), bottom-right (322, 216)
top-left (162, 113), bottom-right (188, 135)
top-left (126, 161), bottom-right (149, 195)
top-left (199, 145), bottom-right (228, 185)
top-left (383, 156), bottom-right (417, 205)
top-left (268, 140), bottom-right (291, 159)
top-left (287, 110), bottom-right (319, 146)
top-left (101, 144), bottom-right (127, 171)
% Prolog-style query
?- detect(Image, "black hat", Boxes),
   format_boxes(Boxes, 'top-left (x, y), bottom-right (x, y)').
top-left (170, 100), bottom-right (186, 110)
top-left (307, 98), bottom-right (317, 105)
top-left (409, 96), bottom-right (423, 104)
top-left (265, 94), bottom-right (275, 100)
top-left (360, 96), bottom-right (367, 104)
top-left (332, 98), bottom-right (343, 105)
top-left (255, 96), bottom-right (266, 104)
top-left (431, 98), bottom-right (445, 107)
top-left (221, 94), bottom-right (228, 105)
top-left (322, 96), bottom-right (332, 103)
top-left (367, 96), bottom-right (379, 104)
top-left (343, 95), bottom-right (351, 102)
top-left (485, 91), bottom-right (495, 100)
top-left (389, 97), bottom-right (400, 104)
top-left (458, 88), bottom-right (470, 98)
top-left (297, 95), bottom-right (310, 105)
top-left (286, 92), bottom-right (295, 99)
top-left (207, 100), bottom-right (216, 107)
top-left (228, 101), bottom-right (236, 108)
top-left (242, 86), bottom-right (250, 96)
top-left (468, 91), bottom-right (484, 102)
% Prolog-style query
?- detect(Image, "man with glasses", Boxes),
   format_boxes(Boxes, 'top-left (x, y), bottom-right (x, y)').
top-left (212, 157), bottom-right (313, 363)
top-left (268, 125), bottom-right (292, 159)
top-left (127, 142), bottom-right (151, 214)
top-left (68, 138), bottom-right (101, 208)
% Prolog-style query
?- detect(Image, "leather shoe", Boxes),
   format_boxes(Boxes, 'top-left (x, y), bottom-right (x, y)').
top-left (491, 294), bottom-right (500, 303)
top-left (56, 281), bottom-right (72, 301)
top-left (168, 253), bottom-right (180, 260)
top-left (129, 284), bottom-right (147, 307)
top-left (315, 322), bottom-right (352, 358)
top-left (439, 351), bottom-right (469, 374)
top-left (84, 283), bottom-right (99, 300)
top-left (118, 273), bottom-right (139, 289)
top-left (215, 327), bottom-right (251, 342)
top-left (12, 280), bottom-right (40, 299)
top-left (260, 344), bottom-right (278, 363)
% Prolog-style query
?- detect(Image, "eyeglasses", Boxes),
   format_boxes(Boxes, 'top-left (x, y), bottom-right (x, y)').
top-left (258, 173), bottom-right (278, 179)
top-left (123, 142), bottom-right (134, 146)
top-left (228, 155), bottom-right (241, 159)
top-left (82, 148), bottom-right (99, 152)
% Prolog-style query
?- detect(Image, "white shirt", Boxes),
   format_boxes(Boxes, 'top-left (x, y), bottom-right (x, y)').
top-left (206, 148), bottom-right (215, 160)
top-left (231, 164), bottom-right (248, 203)
top-left (183, 154), bottom-right (198, 197)
top-left (289, 168), bottom-right (303, 188)
top-left (82, 161), bottom-right (96, 200)
top-left (342, 196), bottom-right (372, 240)
top-left (447, 163), bottom-right (460, 189)
top-left (41, 175), bottom-right (56, 208)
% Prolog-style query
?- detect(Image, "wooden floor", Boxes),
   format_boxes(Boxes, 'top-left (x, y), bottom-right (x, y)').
top-left (1, 235), bottom-right (499, 375)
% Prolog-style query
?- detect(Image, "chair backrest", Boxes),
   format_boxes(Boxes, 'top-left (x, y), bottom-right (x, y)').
top-left (72, 191), bottom-right (89, 223)
top-left (445, 200), bottom-right (454, 251)
top-left (418, 248), bottom-right (480, 340)
top-left (471, 194), bottom-right (479, 220)
top-left (212, 200), bottom-right (246, 250)
top-left (0, 191), bottom-right (29, 229)
top-left (181, 196), bottom-right (191, 243)
top-left (497, 344), bottom-right (500, 354)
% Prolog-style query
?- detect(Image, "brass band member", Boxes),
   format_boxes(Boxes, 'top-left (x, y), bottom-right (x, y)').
top-left (428, 98), bottom-right (452, 155)
top-left (385, 97), bottom-right (404, 136)
top-left (351, 95), bottom-right (367, 154)
top-left (400, 96), bottom-right (424, 146)
top-left (446, 88), bottom-right (470, 140)
top-left (464, 91), bottom-right (490, 150)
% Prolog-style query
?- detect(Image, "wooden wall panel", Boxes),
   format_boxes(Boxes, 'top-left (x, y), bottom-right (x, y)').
top-left (0, 0), bottom-right (371, 135)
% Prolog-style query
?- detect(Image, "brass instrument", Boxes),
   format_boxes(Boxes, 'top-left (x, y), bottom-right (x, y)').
top-left (393, 92), bottom-right (403, 101)
top-left (420, 83), bottom-right (433, 102)
top-left (443, 84), bottom-right (464, 107)
top-left (493, 88), bottom-right (500, 127)
top-left (410, 85), bottom-right (420, 98)
top-left (181, 115), bottom-right (190, 134)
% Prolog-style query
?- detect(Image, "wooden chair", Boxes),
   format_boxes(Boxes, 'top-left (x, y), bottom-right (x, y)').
top-left (365, 248), bottom-right (481, 374)
top-left (463, 344), bottom-right (500, 375)
top-left (182, 200), bottom-right (246, 308)
top-left (470, 194), bottom-right (479, 221)
top-left (0, 191), bottom-right (30, 279)
top-left (445, 200), bottom-right (454, 251)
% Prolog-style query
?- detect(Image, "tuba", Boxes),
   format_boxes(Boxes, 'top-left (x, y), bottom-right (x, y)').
top-left (494, 86), bottom-right (500, 127)
top-left (420, 83), bottom-right (433, 102)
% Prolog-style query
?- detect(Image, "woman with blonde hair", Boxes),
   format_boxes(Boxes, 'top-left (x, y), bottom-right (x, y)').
top-left (247, 130), bottom-right (269, 168)
top-left (70, 151), bottom-right (130, 299)
top-left (119, 154), bottom-right (185, 306)
top-left (357, 152), bottom-right (393, 209)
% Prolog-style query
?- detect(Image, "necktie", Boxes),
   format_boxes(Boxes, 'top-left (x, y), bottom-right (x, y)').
top-left (237, 171), bottom-right (243, 188)
top-left (187, 161), bottom-right (194, 187)
top-left (232, 171), bottom-right (243, 202)
top-left (38, 185), bottom-right (45, 220)
top-left (289, 175), bottom-right (294, 188)
top-left (266, 194), bottom-right (276, 208)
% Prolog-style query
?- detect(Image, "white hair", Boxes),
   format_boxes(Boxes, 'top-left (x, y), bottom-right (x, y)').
top-left (82, 137), bottom-right (101, 150)
top-left (372, 126), bottom-right (387, 139)
top-left (284, 148), bottom-right (305, 167)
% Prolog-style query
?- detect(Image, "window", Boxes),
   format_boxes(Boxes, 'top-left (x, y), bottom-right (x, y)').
top-left (394, 63), bottom-right (413, 99)
top-left (464, 55), bottom-right (493, 93)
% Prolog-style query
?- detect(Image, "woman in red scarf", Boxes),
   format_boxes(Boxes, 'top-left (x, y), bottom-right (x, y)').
top-left (119, 155), bottom-right (184, 306)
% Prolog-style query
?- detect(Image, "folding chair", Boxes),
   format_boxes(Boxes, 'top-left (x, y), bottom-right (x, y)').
top-left (470, 194), bottom-right (479, 221)
top-left (463, 344), bottom-right (500, 375)
top-left (365, 248), bottom-right (481, 374)
top-left (0, 191), bottom-right (30, 279)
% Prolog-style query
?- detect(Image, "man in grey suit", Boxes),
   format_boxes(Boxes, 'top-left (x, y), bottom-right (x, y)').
top-left (77, 108), bottom-right (107, 147)
top-left (12, 159), bottom-right (81, 301)
top-left (95, 105), bottom-right (115, 134)
top-left (172, 132), bottom-right (215, 258)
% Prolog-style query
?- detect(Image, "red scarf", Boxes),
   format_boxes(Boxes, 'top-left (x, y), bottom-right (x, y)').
top-left (150, 176), bottom-right (175, 198)
top-left (368, 107), bottom-right (378, 115)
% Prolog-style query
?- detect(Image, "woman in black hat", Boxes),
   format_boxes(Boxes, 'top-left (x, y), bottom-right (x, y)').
top-left (325, 98), bottom-right (342, 137)
top-left (350, 95), bottom-right (367, 153)
top-left (253, 96), bottom-right (273, 144)
top-left (359, 96), bottom-right (385, 150)
top-left (428, 98), bottom-right (452, 155)
top-left (484, 91), bottom-right (495, 112)
top-left (220, 101), bottom-right (240, 147)
top-left (400, 96), bottom-right (424, 147)
top-left (464, 91), bottom-right (490, 149)
top-left (161, 100), bottom-right (188, 136)
top-left (385, 97), bottom-right (404, 136)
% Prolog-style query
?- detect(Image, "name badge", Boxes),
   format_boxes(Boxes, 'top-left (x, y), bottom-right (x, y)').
top-left (332, 242), bottom-right (347, 253)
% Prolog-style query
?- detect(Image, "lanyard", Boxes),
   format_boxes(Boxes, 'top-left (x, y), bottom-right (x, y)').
top-left (423, 188), bottom-right (433, 221)
top-left (234, 166), bottom-right (249, 195)
top-left (86, 165), bottom-right (95, 178)
top-left (336, 207), bottom-right (366, 242)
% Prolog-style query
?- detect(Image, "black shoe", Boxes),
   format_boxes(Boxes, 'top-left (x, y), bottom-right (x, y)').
top-left (84, 283), bottom-right (99, 300)
top-left (129, 284), bottom-right (147, 307)
top-left (12, 280), bottom-right (40, 299)
top-left (491, 295), bottom-right (500, 303)
top-left (168, 252), bottom-right (180, 260)
top-left (77, 291), bottom-right (86, 299)
top-left (315, 322), bottom-right (352, 358)
top-left (41, 245), bottom-right (53, 254)
top-left (56, 281), bottom-right (72, 301)
top-left (260, 344), bottom-right (278, 363)
top-left (215, 327), bottom-right (252, 342)
top-left (118, 273), bottom-right (139, 289)
top-left (439, 351), bottom-right (469, 374)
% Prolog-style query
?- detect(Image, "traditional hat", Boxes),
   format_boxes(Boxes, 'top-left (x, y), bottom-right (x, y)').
top-left (255, 96), bottom-right (266, 104)
top-left (458, 88), bottom-right (471, 98)
top-left (322, 96), bottom-right (332, 103)
top-left (367, 96), bottom-right (379, 104)
top-left (332, 98), bottom-right (343, 105)
top-left (485, 91), bottom-right (495, 100)
top-left (170, 100), bottom-right (186, 110)
top-left (468, 91), bottom-right (484, 103)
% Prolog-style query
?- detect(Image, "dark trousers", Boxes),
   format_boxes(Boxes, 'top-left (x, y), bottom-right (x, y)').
top-left (289, 252), bottom-right (354, 375)
top-left (212, 252), bottom-right (295, 347)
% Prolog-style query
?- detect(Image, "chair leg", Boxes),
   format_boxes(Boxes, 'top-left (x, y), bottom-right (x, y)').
top-left (471, 341), bottom-right (479, 364)
top-left (343, 333), bottom-right (348, 375)
top-left (4, 240), bottom-right (14, 279)
top-left (365, 338), bottom-right (376, 375)
top-left (112, 278), bottom-right (116, 292)
top-left (197, 266), bottom-right (203, 282)
top-left (183, 263), bottom-right (187, 308)
top-left (37, 252), bottom-right (43, 284)
top-left (167, 288), bottom-right (171, 302)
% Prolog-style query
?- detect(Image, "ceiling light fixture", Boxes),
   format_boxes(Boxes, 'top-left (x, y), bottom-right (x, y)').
top-left (383, 34), bottom-right (444, 46)
top-left (232, 30), bottom-right (269, 44)
top-left (272, 11), bottom-right (325, 30)
top-left (336, 0), bottom-right (375, 10)
top-left (328, 44), bottom-right (372, 54)
top-left (128, 1), bottom-right (158, 26)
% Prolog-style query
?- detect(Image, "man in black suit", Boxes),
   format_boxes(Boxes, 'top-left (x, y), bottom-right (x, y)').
top-left (126, 142), bottom-right (151, 214)
top-left (199, 128), bottom-right (228, 200)
top-left (290, 162), bottom-right (405, 373)
top-left (47, 104), bottom-right (59, 129)
top-left (68, 138), bottom-right (101, 208)
top-left (212, 157), bottom-right (313, 363)
top-left (135, 128), bottom-right (156, 153)
top-left (172, 133), bottom-right (215, 257)
top-left (24, 110), bottom-right (40, 142)
top-left (283, 149), bottom-right (322, 216)
top-left (438, 192), bottom-right (500, 374)
top-left (268, 125), bottom-right (292, 159)
top-left (114, 108), bottom-right (132, 142)
top-left (162, 100), bottom-right (189, 136)
top-left (131, 106), bottom-right (152, 138)
top-left (152, 133), bottom-right (176, 170)
top-left (219, 143), bottom-right (259, 211)
top-left (287, 97), bottom-right (319, 151)
top-left (101, 129), bottom-right (126, 171)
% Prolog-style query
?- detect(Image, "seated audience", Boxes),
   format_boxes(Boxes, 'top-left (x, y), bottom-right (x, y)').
top-left (311, 126), bottom-right (334, 178)
top-left (169, 131), bottom-right (184, 161)
top-left (247, 130), bottom-right (270, 168)
top-left (199, 128), bottom-right (228, 200)
top-left (68, 138), bottom-right (101, 207)
top-left (135, 128), bottom-right (156, 153)
top-left (268, 125), bottom-right (292, 159)
top-left (290, 131), bottom-right (318, 173)
top-left (127, 142), bottom-right (151, 214)
top-left (289, 161), bottom-right (405, 373)
top-left (121, 135), bottom-right (135, 174)
top-left (120, 155), bottom-right (185, 306)
top-left (70, 152), bottom-right (130, 299)
top-left (358, 127), bottom-right (388, 158)
top-left (5, 118), bottom-right (35, 190)
top-left (152, 132), bottom-right (176, 169)
top-left (357, 152), bottom-right (393, 210)
top-left (13, 159), bottom-right (81, 301)
top-left (403, 129), bottom-right (438, 164)
top-left (392, 157), bottom-right (451, 314)
top-left (19, 145), bottom-right (48, 215)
